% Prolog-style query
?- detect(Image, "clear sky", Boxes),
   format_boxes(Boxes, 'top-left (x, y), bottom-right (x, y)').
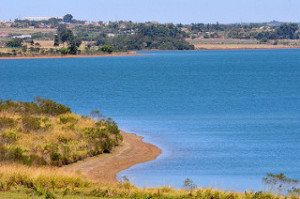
top-left (0, 0), bottom-right (299, 24)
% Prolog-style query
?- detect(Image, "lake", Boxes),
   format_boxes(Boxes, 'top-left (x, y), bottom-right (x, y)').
top-left (0, 50), bottom-right (299, 191)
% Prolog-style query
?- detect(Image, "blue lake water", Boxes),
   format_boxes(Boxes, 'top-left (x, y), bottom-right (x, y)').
top-left (0, 50), bottom-right (299, 191)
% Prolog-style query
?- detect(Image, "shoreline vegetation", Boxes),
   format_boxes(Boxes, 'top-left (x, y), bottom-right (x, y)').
top-left (0, 52), bottom-right (143, 60)
top-left (1, 46), bottom-right (300, 60)
top-left (0, 100), bottom-right (299, 198)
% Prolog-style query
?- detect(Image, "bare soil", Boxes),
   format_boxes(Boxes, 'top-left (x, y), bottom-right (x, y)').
top-left (63, 131), bottom-right (162, 182)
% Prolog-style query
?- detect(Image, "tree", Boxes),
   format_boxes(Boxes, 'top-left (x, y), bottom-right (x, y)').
top-left (100, 45), bottom-right (114, 54)
top-left (63, 14), bottom-right (73, 23)
top-left (57, 24), bottom-right (67, 34)
top-left (54, 35), bottom-right (60, 47)
top-left (60, 30), bottom-right (74, 45)
top-left (68, 38), bottom-right (82, 54)
top-left (183, 178), bottom-right (197, 192)
top-left (276, 23), bottom-right (299, 39)
top-left (56, 24), bottom-right (73, 45)
top-left (48, 18), bottom-right (59, 28)
top-left (263, 173), bottom-right (299, 195)
top-left (5, 39), bottom-right (23, 48)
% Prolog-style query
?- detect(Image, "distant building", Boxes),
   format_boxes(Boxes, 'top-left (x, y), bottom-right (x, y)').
top-left (23, 17), bottom-right (63, 21)
top-left (107, 33), bottom-right (116, 37)
top-left (13, 35), bottom-right (32, 39)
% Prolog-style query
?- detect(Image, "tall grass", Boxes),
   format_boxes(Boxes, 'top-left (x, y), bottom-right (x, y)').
top-left (0, 165), bottom-right (299, 198)
top-left (0, 98), bottom-right (123, 167)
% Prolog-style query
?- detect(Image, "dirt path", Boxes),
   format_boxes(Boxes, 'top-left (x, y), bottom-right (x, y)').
top-left (63, 131), bottom-right (162, 182)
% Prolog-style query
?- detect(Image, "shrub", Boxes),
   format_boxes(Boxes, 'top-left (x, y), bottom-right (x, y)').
top-left (99, 45), bottom-right (114, 54)
top-left (59, 47), bottom-right (69, 55)
top-left (45, 190), bottom-right (56, 199)
top-left (22, 116), bottom-right (41, 132)
top-left (35, 97), bottom-right (71, 116)
top-left (0, 117), bottom-right (15, 129)
top-left (1, 130), bottom-right (18, 144)
top-left (59, 115), bottom-right (77, 125)
top-left (50, 152), bottom-right (62, 166)
top-left (8, 147), bottom-right (24, 162)
top-left (5, 38), bottom-right (23, 48)
top-left (0, 143), bottom-right (8, 160)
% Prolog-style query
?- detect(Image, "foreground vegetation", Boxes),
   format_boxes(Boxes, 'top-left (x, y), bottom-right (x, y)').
top-left (0, 98), bottom-right (122, 167)
top-left (0, 165), bottom-right (299, 199)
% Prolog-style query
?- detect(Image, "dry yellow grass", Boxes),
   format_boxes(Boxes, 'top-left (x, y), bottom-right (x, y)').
top-left (193, 43), bottom-right (300, 50)
top-left (0, 164), bottom-right (294, 199)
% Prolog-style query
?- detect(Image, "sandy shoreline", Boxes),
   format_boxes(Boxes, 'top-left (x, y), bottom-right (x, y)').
top-left (0, 53), bottom-right (144, 60)
top-left (63, 130), bottom-right (162, 183)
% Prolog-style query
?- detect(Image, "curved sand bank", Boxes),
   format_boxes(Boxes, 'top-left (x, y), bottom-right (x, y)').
top-left (63, 130), bottom-right (162, 182)
top-left (0, 53), bottom-right (144, 60)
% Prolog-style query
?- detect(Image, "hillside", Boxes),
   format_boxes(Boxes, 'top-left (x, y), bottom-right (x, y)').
top-left (0, 98), bottom-right (122, 167)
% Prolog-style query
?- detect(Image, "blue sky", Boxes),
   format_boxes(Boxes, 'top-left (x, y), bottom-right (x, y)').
top-left (0, 0), bottom-right (299, 24)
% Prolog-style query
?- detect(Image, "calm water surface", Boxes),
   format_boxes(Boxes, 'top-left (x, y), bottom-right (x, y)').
top-left (0, 50), bottom-right (299, 191)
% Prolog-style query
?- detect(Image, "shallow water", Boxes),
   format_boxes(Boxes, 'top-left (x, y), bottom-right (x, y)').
top-left (0, 50), bottom-right (299, 191)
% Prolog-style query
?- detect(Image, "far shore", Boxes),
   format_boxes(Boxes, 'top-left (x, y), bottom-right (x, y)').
top-left (1, 46), bottom-right (300, 60)
top-left (0, 52), bottom-right (144, 60)
top-left (63, 130), bottom-right (162, 183)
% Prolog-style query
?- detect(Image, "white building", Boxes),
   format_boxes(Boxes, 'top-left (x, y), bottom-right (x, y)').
top-left (23, 17), bottom-right (63, 21)
top-left (13, 35), bottom-right (32, 39)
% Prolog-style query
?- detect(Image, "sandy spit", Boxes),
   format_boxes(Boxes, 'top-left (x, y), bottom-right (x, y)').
top-left (63, 131), bottom-right (162, 183)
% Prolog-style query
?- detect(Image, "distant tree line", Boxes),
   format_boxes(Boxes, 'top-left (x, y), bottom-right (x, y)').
top-left (187, 22), bottom-right (299, 40)
top-left (92, 23), bottom-right (194, 50)
top-left (8, 15), bottom-right (300, 51)
top-left (13, 14), bottom-right (85, 29)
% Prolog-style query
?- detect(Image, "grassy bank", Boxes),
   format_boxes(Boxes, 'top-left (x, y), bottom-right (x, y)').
top-left (0, 165), bottom-right (298, 199)
top-left (0, 98), bottom-right (122, 167)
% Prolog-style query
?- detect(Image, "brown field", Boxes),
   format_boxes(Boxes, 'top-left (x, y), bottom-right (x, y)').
top-left (0, 27), bottom-right (57, 35)
top-left (192, 43), bottom-right (300, 50)
top-left (188, 38), bottom-right (300, 50)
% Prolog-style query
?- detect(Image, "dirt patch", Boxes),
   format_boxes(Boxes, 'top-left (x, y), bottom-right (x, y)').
top-left (193, 43), bottom-right (300, 50)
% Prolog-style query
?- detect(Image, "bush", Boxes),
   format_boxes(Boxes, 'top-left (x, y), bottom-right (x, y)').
top-left (1, 130), bottom-right (17, 144)
top-left (59, 115), bottom-right (78, 125)
top-left (45, 190), bottom-right (56, 199)
top-left (99, 45), bottom-right (114, 54)
top-left (59, 47), bottom-right (70, 55)
top-left (35, 97), bottom-right (71, 116)
top-left (0, 98), bottom-right (71, 116)
top-left (50, 152), bottom-right (62, 166)
top-left (22, 116), bottom-right (41, 132)
top-left (6, 39), bottom-right (23, 48)
top-left (8, 147), bottom-right (24, 162)
top-left (0, 117), bottom-right (15, 129)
